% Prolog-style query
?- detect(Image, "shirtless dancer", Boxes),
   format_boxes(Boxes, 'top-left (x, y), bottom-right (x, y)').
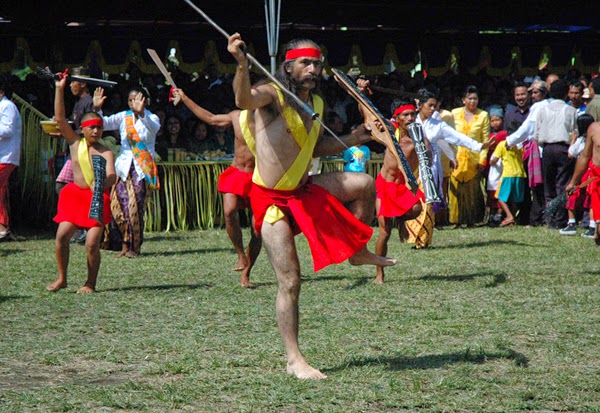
top-left (228, 33), bottom-right (396, 379)
top-left (174, 88), bottom-right (261, 287)
top-left (371, 96), bottom-right (426, 284)
top-left (47, 75), bottom-right (116, 293)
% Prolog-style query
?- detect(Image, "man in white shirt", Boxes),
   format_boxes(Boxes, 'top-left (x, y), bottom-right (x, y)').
top-left (535, 79), bottom-right (578, 228)
top-left (94, 86), bottom-right (161, 257)
top-left (0, 77), bottom-right (22, 241)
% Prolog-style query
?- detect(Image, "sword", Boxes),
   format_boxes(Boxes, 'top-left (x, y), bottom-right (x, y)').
top-left (147, 49), bottom-right (180, 105)
top-left (181, 0), bottom-right (347, 149)
top-left (36, 67), bottom-right (117, 88)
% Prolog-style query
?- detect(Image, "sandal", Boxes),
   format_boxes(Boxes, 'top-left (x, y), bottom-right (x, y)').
top-left (499, 218), bottom-right (515, 227)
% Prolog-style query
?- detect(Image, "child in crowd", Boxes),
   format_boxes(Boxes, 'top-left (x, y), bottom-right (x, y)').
top-left (560, 114), bottom-right (596, 237)
top-left (489, 118), bottom-right (525, 227)
top-left (47, 74), bottom-right (116, 293)
top-left (343, 127), bottom-right (371, 174)
top-left (485, 106), bottom-right (507, 226)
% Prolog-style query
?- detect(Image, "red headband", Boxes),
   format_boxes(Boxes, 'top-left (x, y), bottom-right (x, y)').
top-left (393, 104), bottom-right (416, 117)
top-left (80, 118), bottom-right (104, 128)
top-left (285, 47), bottom-right (322, 61)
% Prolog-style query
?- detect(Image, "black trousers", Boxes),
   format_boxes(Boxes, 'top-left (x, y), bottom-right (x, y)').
top-left (517, 157), bottom-right (546, 226)
top-left (541, 143), bottom-right (575, 227)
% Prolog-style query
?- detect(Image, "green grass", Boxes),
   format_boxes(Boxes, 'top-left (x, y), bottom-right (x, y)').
top-left (1, 225), bottom-right (599, 412)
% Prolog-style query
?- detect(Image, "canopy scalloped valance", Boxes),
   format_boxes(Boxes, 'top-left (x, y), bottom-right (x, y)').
top-left (2, 37), bottom-right (598, 79)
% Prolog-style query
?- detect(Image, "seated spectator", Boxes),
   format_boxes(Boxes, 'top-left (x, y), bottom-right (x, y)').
top-left (186, 119), bottom-right (217, 155)
top-left (209, 124), bottom-right (234, 155)
top-left (154, 114), bottom-right (186, 160)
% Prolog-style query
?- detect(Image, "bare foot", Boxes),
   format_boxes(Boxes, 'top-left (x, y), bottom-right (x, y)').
top-left (114, 250), bottom-right (127, 258)
top-left (348, 247), bottom-right (397, 267)
top-left (125, 251), bottom-right (139, 258)
top-left (233, 257), bottom-right (248, 271)
top-left (286, 360), bottom-right (327, 380)
top-left (240, 274), bottom-right (254, 288)
top-left (47, 279), bottom-right (67, 292)
top-left (77, 284), bottom-right (95, 294)
top-left (373, 276), bottom-right (384, 285)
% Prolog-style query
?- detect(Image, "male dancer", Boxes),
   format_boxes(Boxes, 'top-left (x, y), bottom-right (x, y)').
top-left (228, 33), bottom-right (396, 379)
top-left (174, 88), bottom-right (261, 287)
top-left (372, 98), bottom-right (425, 283)
top-left (48, 75), bottom-right (116, 293)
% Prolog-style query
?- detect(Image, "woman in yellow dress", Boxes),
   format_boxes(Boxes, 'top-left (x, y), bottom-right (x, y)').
top-left (449, 86), bottom-right (490, 227)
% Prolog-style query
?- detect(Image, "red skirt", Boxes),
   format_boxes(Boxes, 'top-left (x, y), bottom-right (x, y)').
top-left (54, 182), bottom-right (111, 228)
top-left (217, 166), bottom-right (252, 208)
top-left (586, 162), bottom-right (600, 219)
top-left (376, 174), bottom-right (424, 218)
top-left (250, 182), bottom-right (373, 272)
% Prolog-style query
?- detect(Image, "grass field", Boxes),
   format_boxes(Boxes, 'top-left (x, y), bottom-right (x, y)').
top-left (1, 225), bottom-right (599, 412)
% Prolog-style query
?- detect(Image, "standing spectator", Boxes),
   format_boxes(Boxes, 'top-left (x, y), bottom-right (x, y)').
top-left (504, 82), bottom-right (530, 134)
top-left (585, 77), bottom-right (600, 121)
top-left (568, 80), bottom-right (587, 117)
top-left (504, 82), bottom-right (532, 224)
top-left (449, 85), bottom-right (490, 227)
top-left (94, 86), bottom-right (161, 258)
top-left (0, 76), bottom-right (22, 241)
top-left (485, 106), bottom-right (507, 226)
top-left (489, 137), bottom-right (526, 227)
top-left (535, 79), bottom-right (579, 229)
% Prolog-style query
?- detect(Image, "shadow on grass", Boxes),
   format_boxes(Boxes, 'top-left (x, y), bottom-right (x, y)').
top-left (326, 347), bottom-right (529, 373)
top-left (433, 240), bottom-right (530, 249)
top-left (143, 234), bottom-right (187, 242)
top-left (0, 295), bottom-right (30, 303)
top-left (417, 270), bottom-right (507, 287)
top-left (0, 248), bottom-right (26, 257)
top-left (101, 283), bottom-right (213, 292)
top-left (149, 248), bottom-right (232, 257)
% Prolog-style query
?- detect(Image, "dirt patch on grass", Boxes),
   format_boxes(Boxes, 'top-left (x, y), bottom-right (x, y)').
top-left (0, 358), bottom-right (146, 392)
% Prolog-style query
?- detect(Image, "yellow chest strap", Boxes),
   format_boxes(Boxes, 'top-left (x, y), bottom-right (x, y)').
top-left (78, 138), bottom-right (94, 187)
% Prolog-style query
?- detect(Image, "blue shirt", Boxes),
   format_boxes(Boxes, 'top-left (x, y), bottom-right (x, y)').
top-left (343, 145), bottom-right (371, 173)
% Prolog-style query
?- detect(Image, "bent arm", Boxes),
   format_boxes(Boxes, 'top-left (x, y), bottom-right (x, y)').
top-left (54, 78), bottom-right (78, 144)
top-left (313, 124), bottom-right (372, 157)
top-left (103, 151), bottom-right (117, 189)
top-left (229, 33), bottom-right (273, 110)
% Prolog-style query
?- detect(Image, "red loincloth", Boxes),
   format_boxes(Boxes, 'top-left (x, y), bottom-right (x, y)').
top-left (376, 174), bottom-right (424, 218)
top-left (217, 166), bottom-right (253, 207)
top-left (54, 182), bottom-right (111, 228)
top-left (586, 161), bottom-right (600, 219)
top-left (250, 182), bottom-right (373, 272)
top-left (566, 168), bottom-right (591, 211)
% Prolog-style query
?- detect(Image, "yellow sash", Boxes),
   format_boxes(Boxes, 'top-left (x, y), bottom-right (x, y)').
top-left (240, 83), bottom-right (324, 190)
top-left (78, 138), bottom-right (94, 187)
